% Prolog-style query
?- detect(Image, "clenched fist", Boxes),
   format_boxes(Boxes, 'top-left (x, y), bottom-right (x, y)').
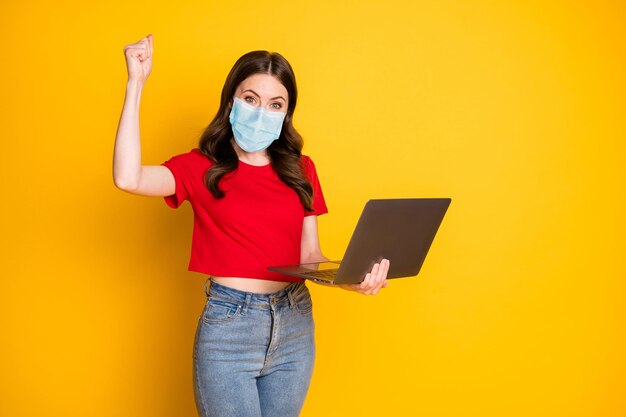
top-left (123, 34), bottom-right (153, 84)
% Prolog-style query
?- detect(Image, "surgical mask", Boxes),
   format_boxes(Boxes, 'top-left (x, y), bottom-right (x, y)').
top-left (229, 97), bottom-right (287, 152)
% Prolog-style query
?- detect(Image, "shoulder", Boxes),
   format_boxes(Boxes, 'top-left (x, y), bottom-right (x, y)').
top-left (300, 154), bottom-right (316, 170)
top-left (180, 148), bottom-right (214, 164)
top-left (189, 148), bottom-right (215, 167)
top-left (300, 154), bottom-right (322, 179)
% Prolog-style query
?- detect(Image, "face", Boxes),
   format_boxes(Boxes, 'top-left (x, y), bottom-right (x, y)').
top-left (233, 73), bottom-right (289, 112)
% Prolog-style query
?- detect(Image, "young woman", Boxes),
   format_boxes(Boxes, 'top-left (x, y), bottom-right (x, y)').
top-left (114, 34), bottom-right (390, 417)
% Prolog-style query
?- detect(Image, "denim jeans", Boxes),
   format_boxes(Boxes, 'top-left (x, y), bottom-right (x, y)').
top-left (193, 278), bottom-right (316, 417)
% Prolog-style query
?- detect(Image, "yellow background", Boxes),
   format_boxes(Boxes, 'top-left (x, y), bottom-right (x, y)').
top-left (1, 1), bottom-right (625, 416)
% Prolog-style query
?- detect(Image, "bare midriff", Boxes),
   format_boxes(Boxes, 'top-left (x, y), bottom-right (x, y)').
top-left (210, 276), bottom-right (293, 294)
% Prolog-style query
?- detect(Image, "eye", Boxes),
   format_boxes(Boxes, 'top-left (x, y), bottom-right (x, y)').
top-left (270, 102), bottom-right (283, 110)
top-left (244, 96), bottom-right (256, 104)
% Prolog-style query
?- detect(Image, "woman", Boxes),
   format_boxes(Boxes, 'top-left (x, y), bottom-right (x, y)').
top-left (114, 33), bottom-right (390, 417)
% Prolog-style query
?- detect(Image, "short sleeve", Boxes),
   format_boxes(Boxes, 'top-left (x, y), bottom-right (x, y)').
top-left (302, 155), bottom-right (329, 217)
top-left (161, 148), bottom-right (205, 209)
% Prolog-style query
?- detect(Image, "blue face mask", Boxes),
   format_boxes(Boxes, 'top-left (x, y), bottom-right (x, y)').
top-left (229, 97), bottom-right (287, 153)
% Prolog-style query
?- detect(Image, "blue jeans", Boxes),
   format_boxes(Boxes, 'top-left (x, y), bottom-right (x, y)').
top-left (193, 278), bottom-right (316, 417)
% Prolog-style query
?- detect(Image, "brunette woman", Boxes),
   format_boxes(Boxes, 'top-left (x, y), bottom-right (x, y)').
top-left (114, 34), bottom-right (390, 417)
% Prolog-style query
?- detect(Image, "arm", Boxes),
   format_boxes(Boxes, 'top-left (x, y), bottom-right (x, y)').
top-left (113, 34), bottom-right (175, 197)
top-left (300, 215), bottom-right (330, 264)
top-left (300, 216), bottom-right (390, 295)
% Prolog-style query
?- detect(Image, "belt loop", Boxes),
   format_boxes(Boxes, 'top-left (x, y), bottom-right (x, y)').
top-left (204, 276), bottom-right (211, 297)
top-left (287, 286), bottom-right (296, 309)
top-left (242, 293), bottom-right (251, 315)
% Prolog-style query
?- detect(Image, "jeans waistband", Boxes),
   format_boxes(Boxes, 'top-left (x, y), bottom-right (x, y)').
top-left (204, 277), bottom-right (307, 309)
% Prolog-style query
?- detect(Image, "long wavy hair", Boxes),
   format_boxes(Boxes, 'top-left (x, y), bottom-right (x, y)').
top-left (198, 50), bottom-right (313, 212)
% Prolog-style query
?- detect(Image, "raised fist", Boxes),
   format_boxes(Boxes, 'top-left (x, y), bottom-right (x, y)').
top-left (123, 34), bottom-right (153, 83)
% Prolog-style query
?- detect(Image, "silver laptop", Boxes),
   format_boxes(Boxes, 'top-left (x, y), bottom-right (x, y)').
top-left (268, 198), bottom-right (451, 284)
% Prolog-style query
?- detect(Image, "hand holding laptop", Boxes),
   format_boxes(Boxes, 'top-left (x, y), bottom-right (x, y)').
top-left (339, 258), bottom-right (390, 295)
top-left (303, 257), bottom-right (391, 295)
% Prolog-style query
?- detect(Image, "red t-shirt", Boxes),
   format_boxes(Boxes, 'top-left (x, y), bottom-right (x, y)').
top-left (161, 148), bottom-right (328, 282)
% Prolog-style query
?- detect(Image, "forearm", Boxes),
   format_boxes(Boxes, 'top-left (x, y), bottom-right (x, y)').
top-left (300, 253), bottom-right (330, 264)
top-left (300, 252), bottom-right (355, 291)
top-left (113, 80), bottom-right (144, 190)
top-left (313, 280), bottom-right (354, 291)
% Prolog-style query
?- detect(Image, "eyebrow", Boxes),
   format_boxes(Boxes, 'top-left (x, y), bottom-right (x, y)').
top-left (242, 89), bottom-right (286, 102)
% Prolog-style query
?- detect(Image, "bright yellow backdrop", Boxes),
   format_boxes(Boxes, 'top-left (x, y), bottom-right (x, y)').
top-left (1, 1), bottom-right (624, 416)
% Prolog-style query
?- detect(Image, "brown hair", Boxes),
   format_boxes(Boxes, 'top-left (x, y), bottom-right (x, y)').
top-left (198, 50), bottom-right (313, 212)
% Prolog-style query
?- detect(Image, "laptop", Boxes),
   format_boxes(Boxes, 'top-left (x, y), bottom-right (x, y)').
top-left (268, 198), bottom-right (451, 284)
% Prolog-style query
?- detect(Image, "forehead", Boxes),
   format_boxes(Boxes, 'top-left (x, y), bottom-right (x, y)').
top-left (236, 73), bottom-right (288, 100)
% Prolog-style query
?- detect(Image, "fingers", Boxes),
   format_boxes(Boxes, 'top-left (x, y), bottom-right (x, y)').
top-left (146, 33), bottom-right (153, 55)
top-left (123, 34), bottom-right (153, 61)
top-left (371, 258), bottom-right (389, 295)
top-left (359, 262), bottom-right (378, 290)
top-left (124, 45), bottom-right (147, 61)
top-left (138, 34), bottom-right (152, 60)
top-left (354, 259), bottom-right (390, 296)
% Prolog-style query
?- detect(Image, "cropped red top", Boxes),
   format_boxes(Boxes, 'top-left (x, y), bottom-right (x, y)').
top-left (161, 148), bottom-right (328, 282)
